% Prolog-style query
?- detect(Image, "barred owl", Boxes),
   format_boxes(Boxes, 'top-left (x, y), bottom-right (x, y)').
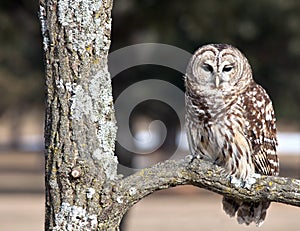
top-left (185, 44), bottom-right (279, 226)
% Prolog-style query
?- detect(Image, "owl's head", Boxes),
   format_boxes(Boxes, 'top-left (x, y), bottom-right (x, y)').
top-left (185, 44), bottom-right (253, 94)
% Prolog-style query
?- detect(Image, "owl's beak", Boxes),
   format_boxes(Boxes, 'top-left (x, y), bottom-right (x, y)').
top-left (215, 76), bottom-right (220, 88)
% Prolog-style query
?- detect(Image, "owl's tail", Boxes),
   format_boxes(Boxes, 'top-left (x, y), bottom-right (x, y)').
top-left (222, 197), bottom-right (270, 226)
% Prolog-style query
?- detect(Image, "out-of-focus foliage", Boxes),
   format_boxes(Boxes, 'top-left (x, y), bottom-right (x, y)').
top-left (112, 0), bottom-right (300, 123)
top-left (0, 0), bottom-right (44, 113)
top-left (0, 0), bottom-right (299, 122)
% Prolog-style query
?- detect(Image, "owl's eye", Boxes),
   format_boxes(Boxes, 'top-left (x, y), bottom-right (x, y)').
top-left (222, 66), bottom-right (233, 72)
top-left (203, 64), bottom-right (213, 73)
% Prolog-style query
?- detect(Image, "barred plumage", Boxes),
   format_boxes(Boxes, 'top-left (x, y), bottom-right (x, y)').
top-left (185, 44), bottom-right (279, 226)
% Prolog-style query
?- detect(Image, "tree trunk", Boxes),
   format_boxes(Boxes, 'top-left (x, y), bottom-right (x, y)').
top-left (39, 0), bottom-right (120, 229)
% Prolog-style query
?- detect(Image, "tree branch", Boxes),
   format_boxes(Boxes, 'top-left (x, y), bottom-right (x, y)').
top-left (104, 157), bottom-right (300, 221)
top-left (100, 157), bottom-right (300, 226)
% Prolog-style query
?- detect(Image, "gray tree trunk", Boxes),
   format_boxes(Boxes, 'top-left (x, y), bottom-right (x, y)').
top-left (39, 0), bottom-right (120, 229)
top-left (39, 0), bottom-right (300, 230)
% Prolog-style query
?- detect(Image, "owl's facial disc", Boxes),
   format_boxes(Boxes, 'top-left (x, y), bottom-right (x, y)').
top-left (187, 44), bottom-right (253, 98)
top-left (200, 59), bottom-right (235, 89)
top-left (189, 44), bottom-right (250, 92)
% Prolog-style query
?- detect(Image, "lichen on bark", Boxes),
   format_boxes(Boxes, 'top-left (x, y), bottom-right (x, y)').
top-left (40, 0), bottom-right (117, 229)
top-left (57, 0), bottom-right (112, 55)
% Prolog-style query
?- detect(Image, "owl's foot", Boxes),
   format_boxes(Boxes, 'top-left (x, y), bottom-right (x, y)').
top-left (187, 153), bottom-right (202, 164)
top-left (229, 173), bottom-right (261, 189)
top-left (229, 176), bottom-right (244, 188)
top-left (185, 154), bottom-right (194, 163)
top-left (245, 173), bottom-right (261, 189)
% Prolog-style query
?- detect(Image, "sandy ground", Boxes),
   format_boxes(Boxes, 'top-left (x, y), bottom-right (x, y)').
top-left (0, 194), bottom-right (44, 231)
top-left (0, 189), bottom-right (300, 231)
top-left (125, 189), bottom-right (300, 231)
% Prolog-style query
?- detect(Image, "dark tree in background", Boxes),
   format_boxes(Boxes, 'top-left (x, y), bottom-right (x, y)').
top-left (0, 1), bottom-right (44, 149)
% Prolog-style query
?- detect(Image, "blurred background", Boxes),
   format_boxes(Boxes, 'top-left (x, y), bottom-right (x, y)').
top-left (0, 0), bottom-right (300, 230)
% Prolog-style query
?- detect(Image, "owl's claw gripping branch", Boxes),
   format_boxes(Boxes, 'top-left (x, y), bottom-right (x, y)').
top-left (229, 173), bottom-right (261, 189)
top-left (186, 153), bottom-right (201, 165)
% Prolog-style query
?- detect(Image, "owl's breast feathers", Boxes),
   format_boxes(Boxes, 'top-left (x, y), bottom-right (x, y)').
top-left (185, 89), bottom-right (211, 123)
top-left (185, 80), bottom-right (279, 177)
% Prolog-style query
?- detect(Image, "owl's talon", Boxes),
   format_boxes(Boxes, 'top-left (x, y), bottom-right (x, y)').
top-left (229, 176), bottom-right (245, 188)
top-left (229, 173), bottom-right (259, 189)
top-left (185, 154), bottom-right (194, 162)
top-left (252, 173), bottom-right (261, 179)
top-left (188, 153), bottom-right (202, 164)
top-left (244, 173), bottom-right (261, 189)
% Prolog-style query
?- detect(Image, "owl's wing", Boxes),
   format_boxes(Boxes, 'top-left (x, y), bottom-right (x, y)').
top-left (243, 82), bottom-right (279, 176)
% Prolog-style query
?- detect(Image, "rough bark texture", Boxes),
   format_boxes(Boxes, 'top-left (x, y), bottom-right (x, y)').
top-left (40, 0), bottom-right (300, 230)
top-left (40, 0), bottom-right (119, 229)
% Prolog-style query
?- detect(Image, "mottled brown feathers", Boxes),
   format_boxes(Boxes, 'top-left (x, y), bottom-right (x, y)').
top-left (185, 44), bottom-right (279, 226)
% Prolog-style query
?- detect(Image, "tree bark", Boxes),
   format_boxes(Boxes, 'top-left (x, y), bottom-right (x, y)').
top-left (40, 0), bottom-right (119, 229)
top-left (39, 0), bottom-right (300, 230)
